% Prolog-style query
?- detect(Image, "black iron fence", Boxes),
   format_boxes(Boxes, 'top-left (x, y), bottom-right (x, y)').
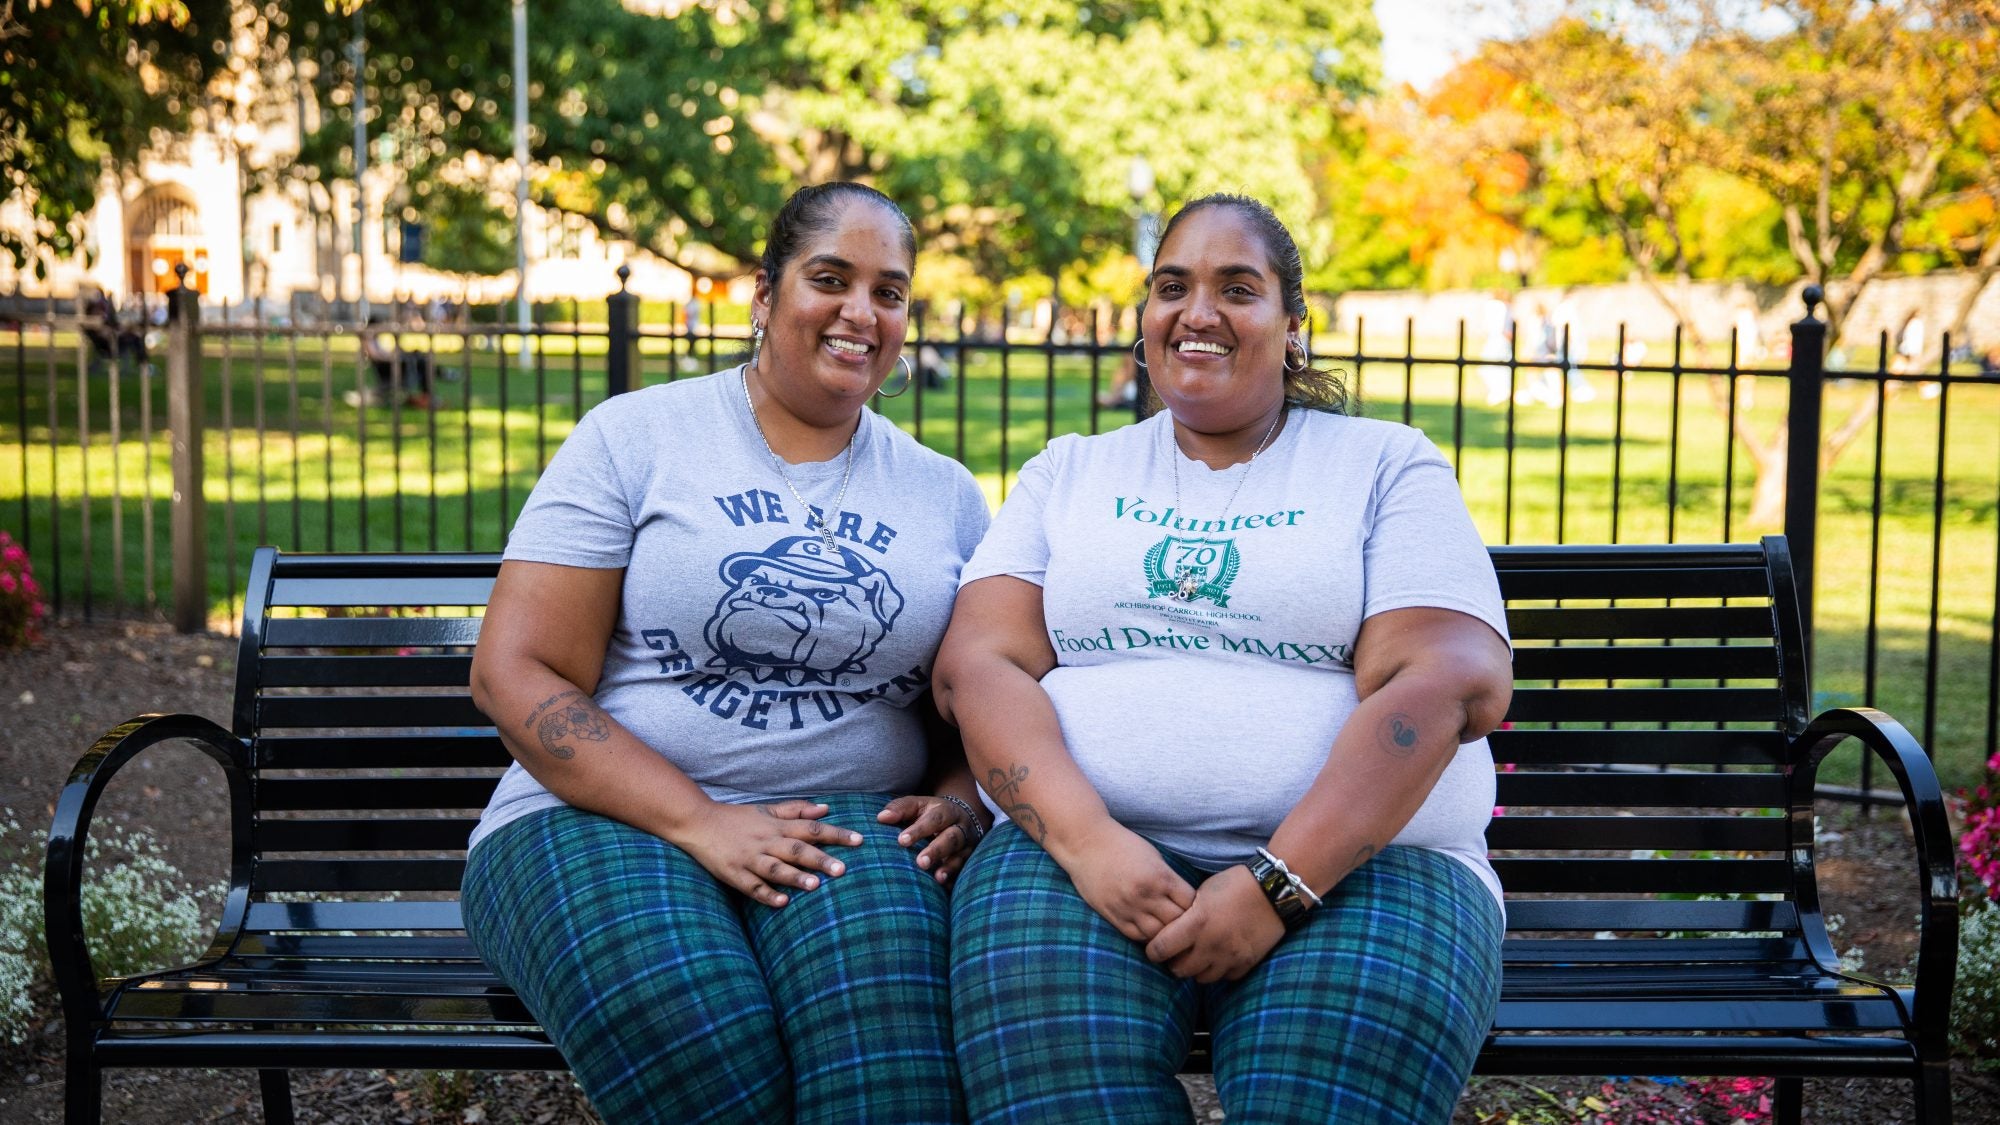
top-left (7, 274), bottom-right (1998, 806)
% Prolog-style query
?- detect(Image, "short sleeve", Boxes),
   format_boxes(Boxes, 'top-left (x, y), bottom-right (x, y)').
top-left (1362, 434), bottom-right (1509, 646)
top-left (958, 442), bottom-right (1060, 589)
top-left (953, 469), bottom-right (994, 564)
top-left (502, 407), bottom-right (636, 569)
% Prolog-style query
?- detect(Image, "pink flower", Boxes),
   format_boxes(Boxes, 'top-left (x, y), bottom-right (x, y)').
top-left (1, 544), bottom-right (21, 564)
top-left (0, 572), bottom-right (14, 595)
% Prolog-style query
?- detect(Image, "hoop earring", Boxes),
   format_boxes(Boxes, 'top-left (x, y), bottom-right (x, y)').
top-left (1284, 338), bottom-right (1309, 373)
top-left (1132, 337), bottom-right (1148, 369)
top-left (749, 323), bottom-right (765, 369)
top-left (877, 354), bottom-right (913, 398)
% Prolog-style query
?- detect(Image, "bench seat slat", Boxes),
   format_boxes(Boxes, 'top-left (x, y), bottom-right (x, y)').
top-left (257, 777), bottom-right (498, 811)
top-left (1502, 937), bottom-right (1808, 963)
top-left (255, 735), bottom-right (509, 770)
top-left (1493, 996), bottom-right (1906, 1033)
top-left (112, 989), bottom-right (527, 1026)
top-left (1503, 898), bottom-right (1798, 932)
top-left (1506, 606), bottom-right (1774, 640)
top-left (259, 817), bottom-right (479, 852)
top-left (1509, 644), bottom-right (1778, 681)
top-left (1485, 814), bottom-right (1784, 852)
top-left (264, 617), bottom-right (484, 648)
top-left (258, 695), bottom-right (493, 729)
top-left (1494, 771), bottom-right (1787, 807)
top-left (246, 901), bottom-right (464, 932)
top-left (231, 934), bottom-right (483, 959)
top-left (1490, 858), bottom-right (1789, 895)
top-left (258, 859), bottom-right (467, 893)
top-left (1507, 687), bottom-right (1786, 723)
top-left (1497, 567), bottom-right (1770, 600)
top-left (1489, 729), bottom-right (1787, 767)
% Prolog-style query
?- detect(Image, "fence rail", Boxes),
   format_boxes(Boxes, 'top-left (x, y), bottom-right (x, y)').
top-left (8, 276), bottom-right (1998, 809)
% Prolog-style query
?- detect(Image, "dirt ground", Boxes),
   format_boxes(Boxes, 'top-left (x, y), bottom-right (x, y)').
top-left (1, 618), bottom-right (1995, 1123)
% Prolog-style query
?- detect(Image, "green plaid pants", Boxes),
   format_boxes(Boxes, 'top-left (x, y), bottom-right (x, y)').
top-left (462, 795), bottom-right (964, 1124)
top-left (950, 824), bottom-right (1502, 1124)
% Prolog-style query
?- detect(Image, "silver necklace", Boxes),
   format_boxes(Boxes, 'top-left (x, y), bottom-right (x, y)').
top-left (741, 368), bottom-right (855, 554)
top-left (1169, 407), bottom-right (1286, 601)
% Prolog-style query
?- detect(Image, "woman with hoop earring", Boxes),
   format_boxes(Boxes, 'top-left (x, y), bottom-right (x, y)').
top-left (462, 182), bottom-right (990, 1124)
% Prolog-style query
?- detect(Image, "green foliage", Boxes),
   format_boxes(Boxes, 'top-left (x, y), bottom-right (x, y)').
top-left (0, 811), bottom-right (224, 1045)
top-left (415, 180), bottom-right (516, 278)
top-left (0, 0), bottom-right (232, 271)
top-left (279, 0), bottom-right (1379, 300)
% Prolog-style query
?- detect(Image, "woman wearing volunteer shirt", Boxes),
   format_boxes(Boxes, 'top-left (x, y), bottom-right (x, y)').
top-left (462, 182), bottom-right (990, 1124)
top-left (936, 194), bottom-right (1512, 1124)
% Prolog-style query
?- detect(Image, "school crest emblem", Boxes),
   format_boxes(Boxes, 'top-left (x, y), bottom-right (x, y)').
top-left (1144, 536), bottom-right (1241, 606)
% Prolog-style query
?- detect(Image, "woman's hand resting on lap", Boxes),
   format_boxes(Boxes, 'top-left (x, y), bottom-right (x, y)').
top-left (677, 799), bottom-right (863, 908)
top-left (1060, 822), bottom-right (1197, 943)
top-left (878, 795), bottom-right (985, 884)
top-left (1144, 864), bottom-right (1285, 983)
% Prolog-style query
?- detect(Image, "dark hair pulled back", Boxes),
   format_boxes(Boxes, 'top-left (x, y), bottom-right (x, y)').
top-left (1152, 193), bottom-right (1349, 414)
top-left (759, 182), bottom-right (916, 292)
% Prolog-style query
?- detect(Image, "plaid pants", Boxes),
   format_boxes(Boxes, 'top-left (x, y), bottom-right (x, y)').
top-left (462, 795), bottom-right (963, 1124)
top-left (950, 825), bottom-right (1502, 1125)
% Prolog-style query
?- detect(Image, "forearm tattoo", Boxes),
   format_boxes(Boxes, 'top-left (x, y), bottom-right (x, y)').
top-left (523, 689), bottom-right (611, 760)
top-left (1345, 843), bottom-right (1378, 876)
top-left (986, 764), bottom-right (1048, 843)
top-left (1378, 712), bottom-right (1421, 759)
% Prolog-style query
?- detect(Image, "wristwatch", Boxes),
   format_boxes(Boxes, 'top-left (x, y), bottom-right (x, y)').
top-left (1246, 848), bottom-right (1319, 929)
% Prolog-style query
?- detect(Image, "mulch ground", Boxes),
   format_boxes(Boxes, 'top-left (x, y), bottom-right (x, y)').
top-left (2, 618), bottom-right (1995, 1123)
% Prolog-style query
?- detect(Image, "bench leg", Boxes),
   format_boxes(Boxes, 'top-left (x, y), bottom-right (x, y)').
top-left (63, 1043), bottom-right (101, 1125)
top-left (1772, 1076), bottom-right (1802, 1125)
top-left (1915, 1059), bottom-right (1953, 1125)
top-left (259, 1068), bottom-right (295, 1125)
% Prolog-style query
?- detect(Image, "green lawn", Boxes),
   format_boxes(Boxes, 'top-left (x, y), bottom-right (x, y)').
top-left (5, 328), bottom-right (1996, 791)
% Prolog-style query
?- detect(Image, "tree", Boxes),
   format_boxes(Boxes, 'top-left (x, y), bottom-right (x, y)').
top-left (0, 0), bottom-right (233, 272)
top-left (278, 0), bottom-right (1381, 299)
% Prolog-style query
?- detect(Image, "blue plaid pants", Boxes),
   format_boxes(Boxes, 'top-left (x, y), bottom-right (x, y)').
top-left (462, 795), bottom-right (964, 1124)
top-left (950, 824), bottom-right (1502, 1124)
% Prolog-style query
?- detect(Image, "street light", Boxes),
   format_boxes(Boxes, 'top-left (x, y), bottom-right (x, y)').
top-left (1128, 156), bottom-right (1159, 269)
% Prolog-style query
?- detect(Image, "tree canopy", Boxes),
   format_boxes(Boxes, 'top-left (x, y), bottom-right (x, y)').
top-left (0, 0), bottom-right (233, 272)
top-left (279, 0), bottom-right (1379, 301)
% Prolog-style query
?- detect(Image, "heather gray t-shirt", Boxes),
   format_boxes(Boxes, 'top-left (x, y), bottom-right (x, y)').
top-left (469, 368), bottom-right (991, 852)
top-left (960, 408), bottom-right (1508, 903)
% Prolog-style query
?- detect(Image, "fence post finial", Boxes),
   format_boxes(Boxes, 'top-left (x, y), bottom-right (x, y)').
top-left (606, 271), bottom-right (638, 397)
top-left (1784, 284), bottom-right (1831, 663)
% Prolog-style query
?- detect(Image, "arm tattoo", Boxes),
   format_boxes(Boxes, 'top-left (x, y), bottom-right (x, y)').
top-left (1344, 843), bottom-right (1377, 877)
top-left (1378, 712), bottom-right (1421, 759)
top-left (986, 764), bottom-right (1048, 843)
top-left (527, 691), bottom-right (612, 760)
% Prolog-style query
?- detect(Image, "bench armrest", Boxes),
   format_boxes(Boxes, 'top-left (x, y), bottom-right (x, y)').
top-left (42, 713), bottom-right (253, 1032)
top-left (1787, 706), bottom-right (1957, 1057)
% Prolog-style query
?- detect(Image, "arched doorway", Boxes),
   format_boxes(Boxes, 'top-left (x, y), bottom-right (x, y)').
top-left (125, 189), bottom-right (210, 295)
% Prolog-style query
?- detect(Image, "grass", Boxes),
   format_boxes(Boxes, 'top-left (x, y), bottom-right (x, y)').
top-left (5, 327), bottom-right (1997, 791)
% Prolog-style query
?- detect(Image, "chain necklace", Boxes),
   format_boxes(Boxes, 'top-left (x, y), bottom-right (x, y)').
top-left (1168, 406), bottom-right (1286, 601)
top-left (741, 368), bottom-right (855, 554)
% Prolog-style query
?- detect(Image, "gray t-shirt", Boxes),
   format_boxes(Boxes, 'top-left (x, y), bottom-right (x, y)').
top-left (469, 367), bottom-right (991, 852)
top-left (960, 408), bottom-right (1508, 903)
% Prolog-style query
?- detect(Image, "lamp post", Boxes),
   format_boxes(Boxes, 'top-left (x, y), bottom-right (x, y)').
top-left (1128, 156), bottom-right (1159, 269)
top-left (351, 4), bottom-right (370, 322)
top-left (513, 0), bottom-right (532, 338)
top-left (1127, 156), bottom-right (1159, 416)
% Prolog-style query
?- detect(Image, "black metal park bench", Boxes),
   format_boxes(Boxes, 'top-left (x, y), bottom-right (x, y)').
top-left (45, 537), bottom-right (1958, 1124)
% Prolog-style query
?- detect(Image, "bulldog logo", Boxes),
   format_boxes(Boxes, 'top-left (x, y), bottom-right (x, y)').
top-left (704, 535), bottom-right (905, 686)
